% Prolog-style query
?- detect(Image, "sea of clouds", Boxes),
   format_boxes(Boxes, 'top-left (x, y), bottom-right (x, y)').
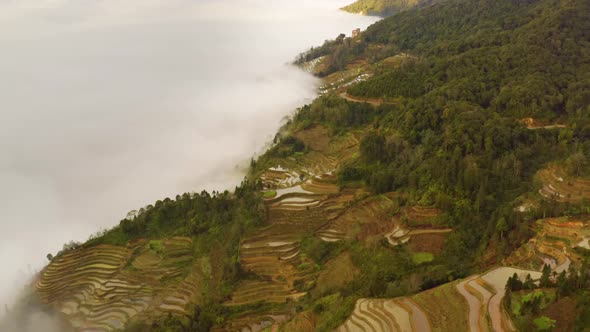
top-left (0, 0), bottom-right (378, 323)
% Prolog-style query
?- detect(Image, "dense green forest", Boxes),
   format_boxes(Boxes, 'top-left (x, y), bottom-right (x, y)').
top-left (299, 0), bottom-right (590, 258)
top-left (292, 0), bottom-right (590, 328)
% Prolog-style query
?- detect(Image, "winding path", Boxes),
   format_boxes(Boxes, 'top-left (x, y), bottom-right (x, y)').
top-left (339, 92), bottom-right (397, 107)
top-left (527, 124), bottom-right (567, 130)
top-left (386, 227), bottom-right (452, 246)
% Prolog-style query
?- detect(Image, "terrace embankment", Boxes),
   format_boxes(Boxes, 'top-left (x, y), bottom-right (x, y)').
top-left (337, 280), bottom-right (470, 332)
top-left (224, 179), bottom-right (354, 306)
top-left (506, 216), bottom-right (590, 272)
top-left (336, 298), bottom-right (427, 332)
top-left (317, 193), bottom-right (398, 243)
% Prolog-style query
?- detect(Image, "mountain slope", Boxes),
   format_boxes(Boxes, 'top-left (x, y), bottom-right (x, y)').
top-left (341, 0), bottom-right (437, 17)
top-left (14, 0), bottom-right (590, 331)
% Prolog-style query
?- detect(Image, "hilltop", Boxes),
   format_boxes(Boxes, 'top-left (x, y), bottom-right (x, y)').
top-left (341, 0), bottom-right (437, 17)
top-left (10, 0), bottom-right (590, 331)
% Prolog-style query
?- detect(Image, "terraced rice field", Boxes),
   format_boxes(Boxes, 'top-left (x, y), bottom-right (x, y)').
top-left (386, 225), bottom-right (452, 247)
top-left (260, 127), bottom-right (361, 193)
top-left (221, 127), bottom-right (362, 328)
top-left (337, 298), bottom-right (429, 332)
top-left (222, 126), bottom-right (364, 328)
top-left (224, 169), bottom-right (354, 311)
top-left (481, 268), bottom-right (542, 332)
top-left (224, 280), bottom-right (303, 306)
top-left (335, 266), bottom-right (547, 332)
top-left (452, 267), bottom-right (544, 332)
top-left (317, 194), bottom-right (396, 242)
top-left (412, 281), bottom-right (468, 332)
top-left (211, 312), bottom-right (290, 332)
top-left (537, 166), bottom-right (590, 202)
top-left (378, 205), bottom-right (450, 248)
top-left (300, 56), bottom-right (326, 75)
top-left (220, 171), bottom-right (356, 328)
top-left (506, 216), bottom-right (589, 272)
top-left (403, 206), bottom-right (443, 227)
top-left (337, 281), bottom-right (468, 332)
top-left (260, 167), bottom-right (304, 189)
top-left (281, 311), bottom-right (316, 332)
top-left (36, 238), bottom-right (202, 331)
top-left (319, 63), bottom-right (369, 94)
top-left (455, 276), bottom-right (492, 332)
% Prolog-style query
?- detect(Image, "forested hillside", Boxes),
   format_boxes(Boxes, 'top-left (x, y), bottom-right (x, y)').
top-left (295, 0), bottom-right (590, 329)
top-left (341, 0), bottom-right (437, 17)
top-left (18, 0), bottom-right (590, 331)
top-left (300, 0), bottom-right (590, 264)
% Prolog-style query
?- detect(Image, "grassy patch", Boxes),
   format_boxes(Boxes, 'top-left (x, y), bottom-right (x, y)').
top-left (149, 240), bottom-right (164, 254)
top-left (314, 252), bottom-right (359, 296)
top-left (509, 289), bottom-right (558, 330)
top-left (297, 262), bottom-right (311, 270)
top-left (412, 281), bottom-right (469, 332)
top-left (313, 294), bottom-right (357, 331)
top-left (263, 190), bottom-right (277, 198)
top-left (533, 316), bottom-right (556, 331)
top-left (412, 252), bottom-right (434, 265)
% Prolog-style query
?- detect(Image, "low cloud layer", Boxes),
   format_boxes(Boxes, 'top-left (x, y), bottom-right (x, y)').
top-left (0, 0), bottom-right (378, 314)
top-left (0, 287), bottom-right (75, 331)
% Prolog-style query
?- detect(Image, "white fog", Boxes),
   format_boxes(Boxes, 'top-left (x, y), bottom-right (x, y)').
top-left (0, 0), bottom-right (378, 315)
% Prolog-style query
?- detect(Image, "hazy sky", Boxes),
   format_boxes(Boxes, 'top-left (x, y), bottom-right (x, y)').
top-left (0, 0), bottom-right (378, 310)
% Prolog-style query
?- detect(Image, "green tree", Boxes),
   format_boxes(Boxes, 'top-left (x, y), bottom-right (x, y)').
top-left (540, 264), bottom-right (552, 288)
top-left (496, 217), bottom-right (508, 240)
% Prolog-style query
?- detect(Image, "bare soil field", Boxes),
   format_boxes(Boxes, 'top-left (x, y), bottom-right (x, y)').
top-left (315, 252), bottom-right (359, 295)
top-left (407, 233), bottom-right (448, 255)
top-left (294, 125), bottom-right (331, 152)
top-left (541, 296), bottom-right (577, 332)
top-left (317, 193), bottom-right (397, 243)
